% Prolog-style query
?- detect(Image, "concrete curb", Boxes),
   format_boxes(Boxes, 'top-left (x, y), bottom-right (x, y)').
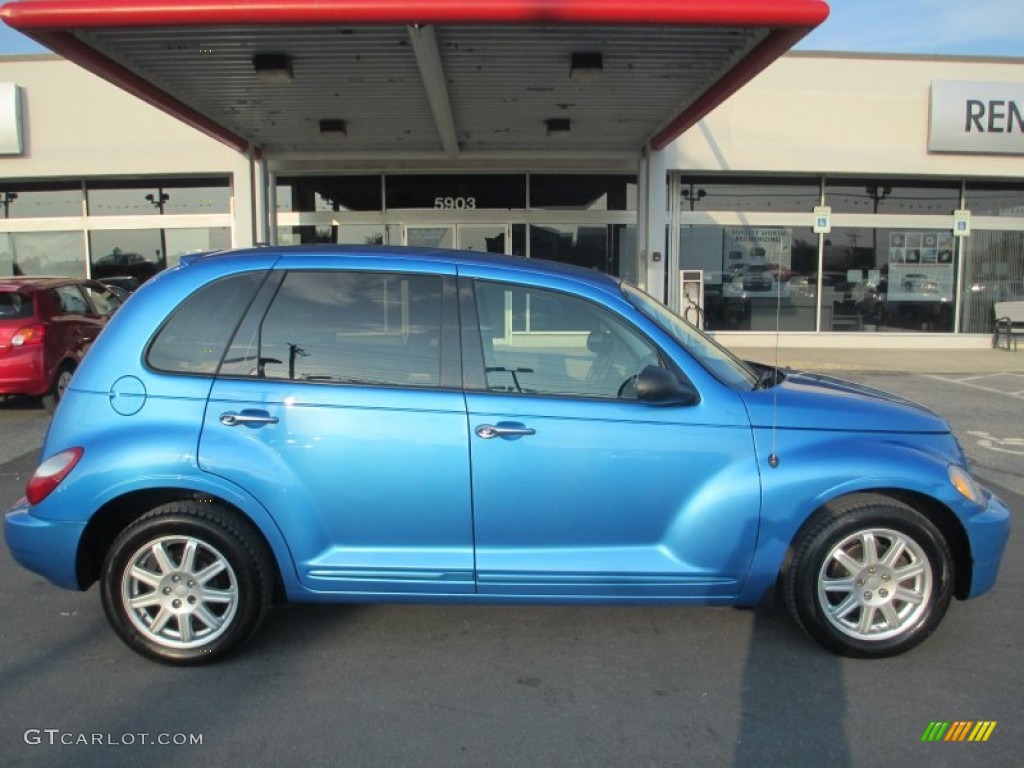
top-left (727, 347), bottom-right (1024, 375)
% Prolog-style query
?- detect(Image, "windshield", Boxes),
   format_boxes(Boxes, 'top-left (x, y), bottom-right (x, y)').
top-left (621, 283), bottom-right (758, 390)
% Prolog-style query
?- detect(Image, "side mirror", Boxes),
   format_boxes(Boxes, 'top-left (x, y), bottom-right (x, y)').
top-left (635, 365), bottom-right (700, 406)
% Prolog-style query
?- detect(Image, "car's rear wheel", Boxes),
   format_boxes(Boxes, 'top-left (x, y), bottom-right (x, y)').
top-left (42, 362), bottom-right (75, 413)
top-left (100, 501), bottom-right (274, 664)
top-left (784, 494), bottom-right (954, 658)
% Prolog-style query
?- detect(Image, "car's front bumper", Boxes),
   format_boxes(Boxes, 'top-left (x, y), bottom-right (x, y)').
top-left (964, 485), bottom-right (1013, 598)
top-left (4, 497), bottom-right (85, 590)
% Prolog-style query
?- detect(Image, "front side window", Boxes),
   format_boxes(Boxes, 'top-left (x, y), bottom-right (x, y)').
top-left (623, 283), bottom-right (757, 390)
top-left (82, 284), bottom-right (121, 317)
top-left (473, 281), bottom-right (660, 399)
top-left (53, 285), bottom-right (89, 315)
top-left (254, 271), bottom-right (444, 388)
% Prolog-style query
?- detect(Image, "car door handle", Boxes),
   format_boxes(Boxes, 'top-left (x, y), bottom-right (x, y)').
top-left (220, 411), bottom-right (279, 427)
top-left (475, 423), bottom-right (536, 440)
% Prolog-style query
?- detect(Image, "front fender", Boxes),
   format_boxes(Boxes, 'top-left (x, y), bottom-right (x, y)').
top-left (736, 427), bottom-right (971, 604)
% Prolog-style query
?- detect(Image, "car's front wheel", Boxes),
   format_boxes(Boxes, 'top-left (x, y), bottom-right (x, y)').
top-left (100, 501), bottom-right (274, 664)
top-left (784, 494), bottom-right (954, 658)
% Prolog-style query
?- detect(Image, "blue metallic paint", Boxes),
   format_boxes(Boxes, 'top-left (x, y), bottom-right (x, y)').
top-left (3, 246), bottom-right (1011, 623)
top-left (200, 379), bottom-right (475, 594)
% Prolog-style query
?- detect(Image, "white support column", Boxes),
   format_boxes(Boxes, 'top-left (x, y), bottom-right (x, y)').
top-left (267, 171), bottom-right (278, 246)
top-left (252, 153), bottom-right (269, 245)
top-left (229, 150), bottom-right (256, 248)
top-left (639, 148), bottom-right (668, 301)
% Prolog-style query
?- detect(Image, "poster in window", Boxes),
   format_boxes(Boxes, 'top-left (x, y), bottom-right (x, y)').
top-left (888, 231), bottom-right (954, 302)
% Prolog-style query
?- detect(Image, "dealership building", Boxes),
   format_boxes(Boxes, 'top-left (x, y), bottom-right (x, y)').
top-left (1, 1), bottom-right (1022, 346)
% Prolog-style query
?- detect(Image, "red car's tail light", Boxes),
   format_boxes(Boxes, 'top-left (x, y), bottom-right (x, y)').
top-left (26, 448), bottom-right (84, 505)
top-left (11, 324), bottom-right (46, 346)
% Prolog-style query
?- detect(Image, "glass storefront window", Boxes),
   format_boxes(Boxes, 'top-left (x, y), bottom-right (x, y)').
top-left (387, 175), bottom-right (525, 210)
top-left (87, 178), bottom-right (230, 215)
top-left (679, 226), bottom-right (819, 331)
top-left (0, 182), bottom-right (82, 218)
top-left (825, 227), bottom-right (956, 332)
top-left (88, 227), bottom-right (228, 278)
top-left (530, 224), bottom-right (630, 273)
top-left (825, 179), bottom-right (960, 215)
top-left (960, 230), bottom-right (1024, 333)
top-left (965, 182), bottom-right (1024, 217)
top-left (278, 226), bottom-right (335, 245)
top-left (511, 224), bottom-right (527, 257)
top-left (278, 225), bottom-right (384, 246)
top-left (530, 175), bottom-right (636, 211)
top-left (678, 177), bottom-right (819, 213)
top-left (0, 232), bottom-right (87, 276)
top-left (88, 230), bottom-right (165, 283)
top-left (276, 176), bottom-right (382, 213)
top-left (164, 228), bottom-right (232, 268)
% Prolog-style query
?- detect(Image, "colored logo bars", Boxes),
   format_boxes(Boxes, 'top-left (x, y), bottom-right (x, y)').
top-left (921, 721), bottom-right (997, 742)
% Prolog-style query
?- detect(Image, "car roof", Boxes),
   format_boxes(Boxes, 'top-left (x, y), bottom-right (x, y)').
top-left (0, 276), bottom-right (87, 291)
top-left (182, 244), bottom-right (624, 291)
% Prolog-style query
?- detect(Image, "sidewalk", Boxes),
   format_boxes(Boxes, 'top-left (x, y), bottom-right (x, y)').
top-left (726, 345), bottom-right (1024, 375)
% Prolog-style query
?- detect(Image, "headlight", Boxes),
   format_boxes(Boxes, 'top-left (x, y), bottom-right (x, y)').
top-left (948, 465), bottom-right (983, 504)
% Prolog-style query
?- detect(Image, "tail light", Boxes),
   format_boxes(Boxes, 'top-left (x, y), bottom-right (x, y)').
top-left (12, 324), bottom-right (46, 347)
top-left (26, 448), bottom-right (84, 505)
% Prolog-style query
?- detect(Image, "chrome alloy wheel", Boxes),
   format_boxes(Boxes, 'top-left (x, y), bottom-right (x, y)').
top-left (121, 535), bottom-right (239, 649)
top-left (816, 527), bottom-right (933, 642)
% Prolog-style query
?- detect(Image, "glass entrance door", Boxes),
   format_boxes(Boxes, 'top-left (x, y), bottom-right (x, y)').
top-left (405, 226), bottom-right (454, 249)
top-left (457, 225), bottom-right (510, 254)
top-left (402, 224), bottom-right (511, 254)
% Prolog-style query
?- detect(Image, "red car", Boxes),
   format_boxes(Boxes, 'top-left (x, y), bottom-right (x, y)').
top-left (0, 277), bottom-right (122, 410)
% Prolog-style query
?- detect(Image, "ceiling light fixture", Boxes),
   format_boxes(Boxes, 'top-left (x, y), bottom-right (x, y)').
top-left (319, 119), bottom-right (347, 136)
top-left (545, 118), bottom-right (571, 136)
top-left (252, 53), bottom-right (293, 84)
top-left (570, 52), bottom-right (603, 83)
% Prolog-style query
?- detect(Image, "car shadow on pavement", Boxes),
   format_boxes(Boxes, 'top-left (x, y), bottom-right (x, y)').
top-left (0, 395), bottom-right (44, 411)
top-left (248, 602), bottom-right (375, 653)
top-left (732, 598), bottom-right (851, 768)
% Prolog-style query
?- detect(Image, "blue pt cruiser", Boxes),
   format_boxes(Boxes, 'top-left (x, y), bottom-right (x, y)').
top-left (4, 246), bottom-right (1011, 663)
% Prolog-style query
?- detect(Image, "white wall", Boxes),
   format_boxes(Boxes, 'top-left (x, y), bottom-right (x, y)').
top-left (0, 55), bottom-right (239, 176)
top-left (666, 52), bottom-right (1024, 179)
top-left (0, 55), bottom-right (256, 246)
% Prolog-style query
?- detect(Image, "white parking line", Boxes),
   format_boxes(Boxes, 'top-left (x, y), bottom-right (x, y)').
top-left (967, 431), bottom-right (1024, 457)
top-left (923, 373), bottom-right (1024, 400)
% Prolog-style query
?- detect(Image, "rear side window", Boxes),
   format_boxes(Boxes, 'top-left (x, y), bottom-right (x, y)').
top-left (147, 272), bottom-right (266, 374)
top-left (0, 292), bottom-right (33, 319)
top-left (226, 270), bottom-right (444, 388)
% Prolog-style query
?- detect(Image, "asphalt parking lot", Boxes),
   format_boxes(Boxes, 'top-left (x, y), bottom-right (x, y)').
top-left (1, 363), bottom-right (1021, 768)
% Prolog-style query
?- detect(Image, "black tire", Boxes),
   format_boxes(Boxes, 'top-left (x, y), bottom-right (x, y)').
top-left (100, 501), bottom-right (274, 665)
top-left (783, 494), bottom-right (954, 658)
top-left (42, 362), bottom-right (75, 413)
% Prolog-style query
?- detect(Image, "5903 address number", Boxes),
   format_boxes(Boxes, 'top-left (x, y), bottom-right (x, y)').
top-left (434, 197), bottom-right (477, 210)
